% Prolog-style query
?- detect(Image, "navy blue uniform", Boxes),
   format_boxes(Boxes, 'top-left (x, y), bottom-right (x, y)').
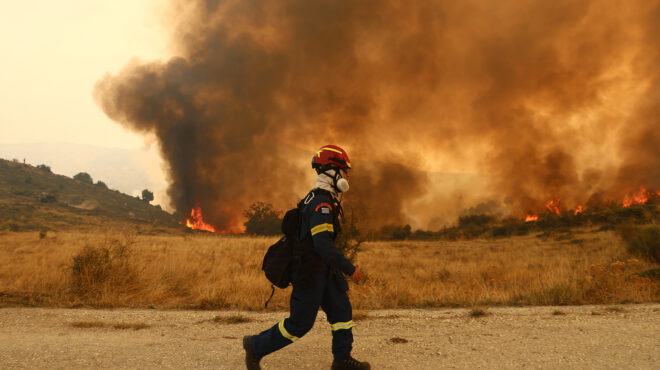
top-left (251, 190), bottom-right (356, 359)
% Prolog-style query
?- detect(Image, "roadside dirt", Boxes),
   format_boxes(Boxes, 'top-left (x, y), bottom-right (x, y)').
top-left (1, 304), bottom-right (658, 369)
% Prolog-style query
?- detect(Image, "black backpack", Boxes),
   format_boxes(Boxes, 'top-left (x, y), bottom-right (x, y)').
top-left (261, 203), bottom-right (304, 307)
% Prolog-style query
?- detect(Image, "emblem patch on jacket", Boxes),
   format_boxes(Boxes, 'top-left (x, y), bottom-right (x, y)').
top-left (315, 202), bottom-right (332, 213)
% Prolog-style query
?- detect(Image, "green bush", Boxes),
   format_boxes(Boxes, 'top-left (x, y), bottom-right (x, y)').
top-left (619, 224), bottom-right (660, 263)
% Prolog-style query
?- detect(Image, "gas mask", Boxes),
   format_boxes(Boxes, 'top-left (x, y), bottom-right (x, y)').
top-left (336, 177), bottom-right (349, 193)
top-left (318, 168), bottom-right (350, 194)
top-left (330, 169), bottom-right (349, 193)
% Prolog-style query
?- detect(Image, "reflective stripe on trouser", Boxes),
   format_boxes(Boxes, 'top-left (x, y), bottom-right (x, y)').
top-left (250, 267), bottom-right (354, 359)
top-left (331, 320), bottom-right (354, 331)
top-left (278, 319), bottom-right (299, 342)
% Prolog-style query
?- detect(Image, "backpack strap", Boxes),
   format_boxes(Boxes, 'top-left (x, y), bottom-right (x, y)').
top-left (264, 284), bottom-right (275, 308)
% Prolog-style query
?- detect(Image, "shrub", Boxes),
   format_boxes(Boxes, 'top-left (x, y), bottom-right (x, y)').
top-left (530, 282), bottom-right (580, 305)
top-left (336, 207), bottom-right (363, 264)
top-left (73, 172), bottom-right (93, 184)
top-left (70, 235), bottom-right (136, 296)
top-left (36, 164), bottom-right (51, 173)
top-left (637, 268), bottom-right (660, 282)
top-left (243, 201), bottom-right (281, 235)
top-left (458, 214), bottom-right (495, 228)
top-left (619, 224), bottom-right (660, 263)
top-left (377, 224), bottom-right (411, 240)
top-left (491, 226), bottom-right (511, 238)
top-left (96, 181), bottom-right (108, 189)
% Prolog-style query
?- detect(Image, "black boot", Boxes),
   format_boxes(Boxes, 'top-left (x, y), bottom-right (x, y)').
top-left (331, 355), bottom-right (371, 370)
top-left (243, 336), bottom-right (261, 370)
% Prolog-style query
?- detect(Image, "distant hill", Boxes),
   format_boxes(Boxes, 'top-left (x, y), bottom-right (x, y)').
top-left (0, 158), bottom-right (180, 232)
top-left (0, 142), bottom-right (167, 207)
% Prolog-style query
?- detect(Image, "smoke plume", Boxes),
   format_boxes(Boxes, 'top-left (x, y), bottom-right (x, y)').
top-left (95, 0), bottom-right (660, 231)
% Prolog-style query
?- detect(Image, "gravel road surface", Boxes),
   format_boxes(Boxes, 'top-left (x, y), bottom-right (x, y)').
top-left (1, 304), bottom-right (658, 369)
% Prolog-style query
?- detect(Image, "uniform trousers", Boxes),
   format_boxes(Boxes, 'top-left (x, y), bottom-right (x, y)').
top-left (251, 266), bottom-right (353, 359)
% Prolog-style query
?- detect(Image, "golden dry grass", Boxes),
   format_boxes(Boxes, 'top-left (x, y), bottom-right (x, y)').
top-left (0, 228), bottom-right (658, 310)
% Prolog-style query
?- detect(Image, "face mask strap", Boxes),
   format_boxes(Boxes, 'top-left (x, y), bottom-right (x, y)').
top-left (320, 168), bottom-right (342, 193)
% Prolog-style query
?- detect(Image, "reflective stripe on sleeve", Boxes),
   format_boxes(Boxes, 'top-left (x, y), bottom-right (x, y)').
top-left (311, 223), bottom-right (334, 236)
top-left (278, 320), bottom-right (299, 342)
top-left (330, 320), bottom-right (354, 331)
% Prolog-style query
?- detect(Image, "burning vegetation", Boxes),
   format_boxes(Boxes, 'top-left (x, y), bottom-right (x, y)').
top-left (95, 0), bottom-right (660, 233)
top-left (185, 206), bottom-right (217, 233)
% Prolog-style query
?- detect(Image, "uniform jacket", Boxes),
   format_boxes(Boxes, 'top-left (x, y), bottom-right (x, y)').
top-left (298, 189), bottom-right (356, 278)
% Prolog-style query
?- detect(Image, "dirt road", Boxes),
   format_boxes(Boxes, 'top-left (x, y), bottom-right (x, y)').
top-left (1, 304), bottom-right (658, 369)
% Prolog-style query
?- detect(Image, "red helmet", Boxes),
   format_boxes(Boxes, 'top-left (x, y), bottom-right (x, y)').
top-left (311, 145), bottom-right (351, 172)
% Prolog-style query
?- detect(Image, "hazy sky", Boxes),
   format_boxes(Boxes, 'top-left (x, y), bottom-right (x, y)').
top-left (0, 0), bottom-right (170, 149)
top-left (0, 1), bottom-right (174, 206)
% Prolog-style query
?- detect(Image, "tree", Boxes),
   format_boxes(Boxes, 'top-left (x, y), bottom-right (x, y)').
top-left (95, 181), bottom-right (108, 189)
top-left (36, 164), bottom-right (51, 173)
top-left (141, 189), bottom-right (154, 203)
top-left (73, 172), bottom-right (93, 184)
top-left (243, 202), bottom-right (281, 235)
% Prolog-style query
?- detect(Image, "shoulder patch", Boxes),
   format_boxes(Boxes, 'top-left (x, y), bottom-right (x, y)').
top-left (315, 202), bottom-right (332, 213)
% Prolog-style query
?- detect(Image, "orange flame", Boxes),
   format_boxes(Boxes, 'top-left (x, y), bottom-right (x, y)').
top-left (545, 199), bottom-right (561, 215)
top-left (185, 206), bottom-right (217, 232)
top-left (622, 187), bottom-right (651, 208)
top-left (525, 213), bottom-right (538, 222)
top-left (521, 187), bottom-right (656, 219)
top-left (574, 205), bottom-right (584, 215)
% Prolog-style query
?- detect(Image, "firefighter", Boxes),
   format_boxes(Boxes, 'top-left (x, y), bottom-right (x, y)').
top-left (243, 145), bottom-right (370, 370)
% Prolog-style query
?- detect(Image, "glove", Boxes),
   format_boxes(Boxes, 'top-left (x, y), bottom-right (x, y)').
top-left (351, 267), bottom-right (364, 284)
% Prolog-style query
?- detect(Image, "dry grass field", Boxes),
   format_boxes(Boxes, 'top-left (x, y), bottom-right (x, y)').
top-left (0, 228), bottom-right (658, 310)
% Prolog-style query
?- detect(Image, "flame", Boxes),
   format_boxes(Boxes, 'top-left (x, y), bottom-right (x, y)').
top-left (545, 199), bottom-right (561, 215)
top-left (622, 187), bottom-right (651, 208)
top-left (521, 187), bottom-right (656, 219)
top-left (525, 213), bottom-right (538, 222)
top-left (574, 205), bottom-right (584, 215)
top-left (185, 206), bottom-right (217, 232)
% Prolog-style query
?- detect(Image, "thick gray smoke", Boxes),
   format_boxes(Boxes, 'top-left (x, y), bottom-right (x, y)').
top-left (95, 0), bottom-right (660, 231)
